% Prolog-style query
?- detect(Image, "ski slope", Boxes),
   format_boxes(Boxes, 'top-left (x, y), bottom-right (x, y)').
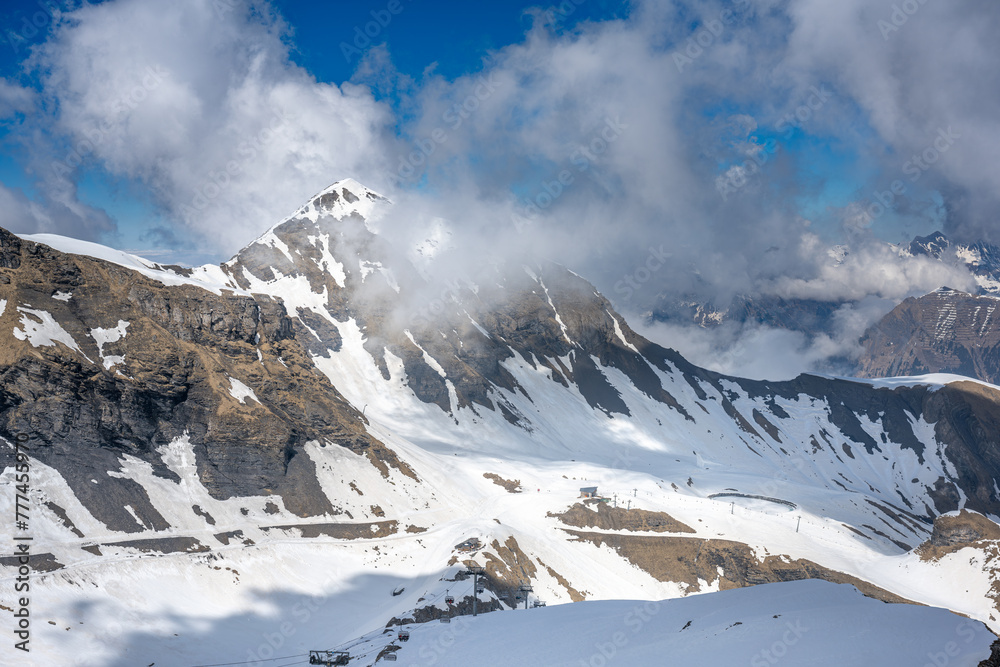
top-left (400, 580), bottom-right (994, 667)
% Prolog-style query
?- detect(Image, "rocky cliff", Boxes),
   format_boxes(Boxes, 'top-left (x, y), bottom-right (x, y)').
top-left (857, 287), bottom-right (1000, 384)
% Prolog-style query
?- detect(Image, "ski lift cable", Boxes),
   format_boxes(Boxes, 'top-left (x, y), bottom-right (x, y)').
top-left (187, 654), bottom-right (307, 667)
top-left (271, 659), bottom-right (308, 667)
top-left (323, 625), bottom-right (395, 654)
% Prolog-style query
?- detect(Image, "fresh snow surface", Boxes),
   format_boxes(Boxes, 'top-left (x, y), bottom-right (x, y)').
top-left (18, 233), bottom-right (246, 296)
top-left (90, 320), bottom-right (130, 370)
top-left (0, 298), bottom-right (6, 317)
top-left (12, 306), bottom-right (83, 355)
top-left (401, 580), bottom-right (993, 667)
top-left (52, 291), bottom-right (72, 301)
top-left (227, 377), bottom-right (259, 404)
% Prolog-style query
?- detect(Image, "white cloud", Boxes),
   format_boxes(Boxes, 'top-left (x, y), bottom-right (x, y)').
top-left (28, 0), bottom-right (394, 254)
top-left (758, 237), bottom-right (979, 302)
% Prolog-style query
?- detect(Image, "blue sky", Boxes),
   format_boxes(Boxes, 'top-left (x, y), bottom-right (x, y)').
top-left (0, 0), bottom-right (634, 261)
top-left (0, 0), bottom-right (994, 312)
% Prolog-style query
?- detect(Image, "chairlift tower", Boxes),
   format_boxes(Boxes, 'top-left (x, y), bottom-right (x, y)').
top-left (461, 565), bottom-right (486, 617)
top-left (518, 584), bottom-right (533, 610)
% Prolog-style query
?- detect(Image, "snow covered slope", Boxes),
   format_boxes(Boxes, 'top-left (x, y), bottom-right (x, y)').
top-left (4, 180), bottom-right (1000, 665)
top-left (400, 580), bottom-right (994, 667)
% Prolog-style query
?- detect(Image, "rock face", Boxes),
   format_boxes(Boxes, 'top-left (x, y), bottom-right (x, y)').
top-left (4, 179), bottom-right (1000, 544)
top-left (0, 224), bottom-right (401, 530)
top-left (856, 288), bottom-right (1000, 384)
top-left (925, 510), bottom-right (1000, 550)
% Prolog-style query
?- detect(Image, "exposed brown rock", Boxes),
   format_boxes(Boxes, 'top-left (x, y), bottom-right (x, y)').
top-left (549, 502), bottom-right (695, 534)
top-left (484, 472), bottom-right (521, 493)
top-left (917, 510), bottom-right (1000, 561)
top-left (261, 520), bottom-right (398, 539)
top-left (858, 288), bottom-right (1000, 384)
top-left (0, 230), bottom-right (411, 531)
top-left (566, 529), bottom-right (915, 604)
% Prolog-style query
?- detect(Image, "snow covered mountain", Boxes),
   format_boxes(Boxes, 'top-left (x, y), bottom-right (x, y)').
top-left (903, 231), bottom-right (1000, 295)
top-left (652, 230), bottom-right (1000, 384)
top-left (3, 180), bottom-right (1000, 665)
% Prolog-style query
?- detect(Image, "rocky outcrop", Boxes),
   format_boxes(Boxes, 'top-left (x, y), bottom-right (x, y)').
top-left (917, 509), bottom-right (1000, 560)
top-left (567, 530), bottom-right (915, 604)
top-left (550, 502), bottom-right (695, 534)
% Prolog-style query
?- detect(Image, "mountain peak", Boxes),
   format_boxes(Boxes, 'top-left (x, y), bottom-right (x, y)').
top-left (229, 178), bottom-right (390, 267)
top-left (908, 230), bottom-right (950, 258)
top-left (290, 178), bottom-right (389, 224)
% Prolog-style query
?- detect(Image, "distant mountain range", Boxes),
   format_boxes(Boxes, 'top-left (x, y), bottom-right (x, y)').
top-left (651, 230), bottom-right (1000, 383)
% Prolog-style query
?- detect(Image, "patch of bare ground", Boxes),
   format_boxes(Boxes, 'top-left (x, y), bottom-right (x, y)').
top-left (483, 472), bottom-right (522, 493)
top-left (261, 520), bottom-right (397, 539)
top-left (483, 536), bottom-right (537, 590)
top-left (549, 502), bottom-right (695, 534)
top-left (565, 530), bottom-right (914, 604)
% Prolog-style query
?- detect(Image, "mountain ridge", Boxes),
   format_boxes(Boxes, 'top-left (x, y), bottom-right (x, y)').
top-left (5, 180), bottom-right (1000, 664)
